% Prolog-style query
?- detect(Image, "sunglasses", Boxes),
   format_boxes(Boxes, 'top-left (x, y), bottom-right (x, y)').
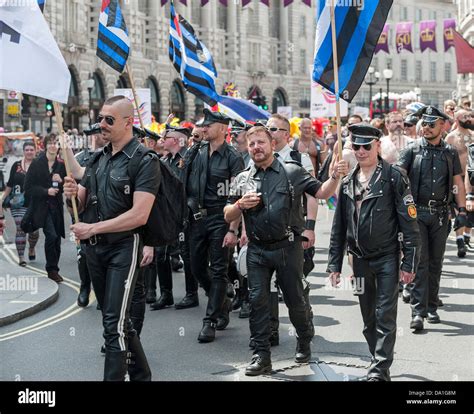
top-left (97, 114), bottom-right (130, 126)
top-left (352, 143), bottom-right (373, 151)
top-left (266, 127), bottom-right (288, 133)
top-left (192, 133), bottom-right (201, 139)
top-left (421, 121), bottom-right (436, 128)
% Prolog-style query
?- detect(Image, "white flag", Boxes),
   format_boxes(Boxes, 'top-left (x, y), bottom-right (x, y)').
top-left (0, 1), bottom-right (71, 103)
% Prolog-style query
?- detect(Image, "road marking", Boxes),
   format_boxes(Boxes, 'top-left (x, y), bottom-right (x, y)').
top-left (0, 247), bottom-right (96, 342)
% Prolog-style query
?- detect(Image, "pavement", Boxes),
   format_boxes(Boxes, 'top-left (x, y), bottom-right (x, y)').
top-left (0, 205), bottom-right (473, 382)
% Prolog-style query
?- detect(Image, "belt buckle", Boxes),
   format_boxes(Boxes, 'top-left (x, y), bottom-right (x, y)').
top-left (428, 200), bottom-right (436, 215)
top-left (89, 234), bottom-right (98, 246)
top-left (193, 212), bottom-right (203, 221)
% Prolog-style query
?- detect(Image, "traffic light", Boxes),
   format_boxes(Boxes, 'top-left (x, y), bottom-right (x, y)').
top-left (253, 96), bottom-right (268, 111)
top-left (45, 99), bottom-right (54, 117)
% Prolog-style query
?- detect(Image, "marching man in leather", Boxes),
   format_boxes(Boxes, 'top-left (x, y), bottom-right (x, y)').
top-left (327, 123), bottom-right (420, 382)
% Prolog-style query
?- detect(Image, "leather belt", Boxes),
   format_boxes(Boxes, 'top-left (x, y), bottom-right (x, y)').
top-left (83, 231), bottom-right (134, 246)
top-left (192, 206), bottom-right (225, 221)
top-left (417, 200), bottom-right (448, 215)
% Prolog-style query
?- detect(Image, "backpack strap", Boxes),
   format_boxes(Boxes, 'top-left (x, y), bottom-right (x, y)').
top-left (85, 150), bottom-right (105, 221)
top-left (127, 145), bottom-right (154, 190)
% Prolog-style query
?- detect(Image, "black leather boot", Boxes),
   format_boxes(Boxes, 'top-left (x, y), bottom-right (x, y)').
top-left (295, 339), bottom-right (311, 363)
top-left (144, 265), bottom-right (157, 304)
top-left (103, 351), bottom-right (128, 381)
top-left (216, 297), bottom-right (232, 330)
top-left (150, 289), bottom-right (174, 310)
top-left (175, 292), bottom-right (199, 309)
top-left (245, 353), bottom-right (272, 376)
top-left (197, 321), bottom-right (216, 343)
top-left (128, 332), bottom-right (151, 381)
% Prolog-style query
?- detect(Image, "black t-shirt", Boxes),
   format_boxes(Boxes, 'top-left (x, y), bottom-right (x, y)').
top-left (7, 161), bottom-right (27, 195)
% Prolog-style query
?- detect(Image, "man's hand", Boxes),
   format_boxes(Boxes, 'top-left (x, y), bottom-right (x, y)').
top-left (239, 230), bottom-right (248, 247)
top-left (302, 229), bottom-right (315, 249)
top-left (140, 246), bottom-right (154, 267)
top-left (222, 231), bottom-right (238, 248)
top-left (70, 222), bottom-right (96, 240)
top-left (52, 173), bottom-right (63, 184)
top-left (329, 152), bottom-right (349, 178)
top-left (400, 270), bottom-right (415, 284)
top-left (467, 200), bottom-right (474, 212)
top-left (63, 175), bottom-right (78, 199)
top-left (47, 188), bottom-right (59, 196)
top-left (328, 272), bottom-right (341, 287)
top-left (238, 193), bottom-right (261, 210)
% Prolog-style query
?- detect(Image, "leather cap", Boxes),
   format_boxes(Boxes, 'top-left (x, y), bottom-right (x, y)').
top-left (416, 105), bottom-right (450, 122)
top-left (230, 120), bottom-right (252, 135)
top-left (165, 125), bottom-right (192, 138)
top-left (202, 108), bottom-right (231, 126)
top-left (348, 123), bottom-right (382, 145)
top-left (404, 113), bottom-right (419, 126)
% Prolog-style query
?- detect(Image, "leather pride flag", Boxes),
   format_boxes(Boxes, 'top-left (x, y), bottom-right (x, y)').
top-left (312, 0), bottom-right (393, 103)
top-left (453, 30), bottom-right (474, 74)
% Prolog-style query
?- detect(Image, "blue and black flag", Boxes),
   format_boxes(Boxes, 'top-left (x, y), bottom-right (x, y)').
top-left (169, 0), bottom-right (219, 106)
top-left (313, 0), bottom-right (393, 103)
top-left (37, 0), bottom-right (45, 13)
top-left (96, 0), bottom-right (130, 73)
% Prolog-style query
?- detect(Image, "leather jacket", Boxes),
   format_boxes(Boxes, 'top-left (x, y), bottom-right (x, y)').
top-left (327, 158), bottom-right (420, 274)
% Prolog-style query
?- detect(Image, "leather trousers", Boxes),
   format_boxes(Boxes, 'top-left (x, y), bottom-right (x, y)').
top-left (353, 253), bottom-right (399, 381)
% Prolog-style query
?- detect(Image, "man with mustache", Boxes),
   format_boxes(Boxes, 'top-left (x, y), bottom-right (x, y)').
top-left (380, 111), bottom-right (412, 165)
top-left (224, 126), bottom-right (348, 376)
top-left (397, 106), bottom-right (468, 331)
top-left (446, 109), bottom-right (474, 254)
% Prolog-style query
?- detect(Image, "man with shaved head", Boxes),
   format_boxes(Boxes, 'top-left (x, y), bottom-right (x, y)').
top-left (63, 96), bottom-right (160, 381)
top-left (293, 118), bottom-right (322, 174)
top-left (446, 109), bottom-right (474, 256)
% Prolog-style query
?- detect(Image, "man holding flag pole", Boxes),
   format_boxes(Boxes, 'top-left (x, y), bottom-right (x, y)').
top-left (317, 0), bottom-right (421, 381)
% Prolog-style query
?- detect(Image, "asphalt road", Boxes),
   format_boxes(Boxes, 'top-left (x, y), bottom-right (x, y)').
top-left (0, 206), bottom-right (473, 382)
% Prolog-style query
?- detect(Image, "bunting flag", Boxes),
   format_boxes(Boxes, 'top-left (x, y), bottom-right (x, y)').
top-left (419, 20), bottom-right (436, 53)
top-left (453, 30), bottom-right (474, 74)
top-left (37, 0), bottom-right (45, 12)
top-left (312, 0), bottom-right (393, 103)
top-left (0, 2), bottom-right (71, 103)
top-left (395, 22), bottom-right (413, 53)
top-left (444, 18), bottom-right (456, 51)
top-left (375, 23), bottom-right (390, 54)
top-left (169, 0), bottom-right (219, 106)
top-left (96, 0), bottom-right (130, 73)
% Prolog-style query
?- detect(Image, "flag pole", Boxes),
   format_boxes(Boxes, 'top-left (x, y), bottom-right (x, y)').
top-left (329, 0), bottom-right (343, 161)
top-left (125, 64), bottom-right (146, 130)
top-left (53, 101), bottom-right (80, 225)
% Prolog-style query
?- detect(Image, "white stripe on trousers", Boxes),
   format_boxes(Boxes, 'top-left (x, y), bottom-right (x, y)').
top-left (117, 233), bottom-right (139, 351)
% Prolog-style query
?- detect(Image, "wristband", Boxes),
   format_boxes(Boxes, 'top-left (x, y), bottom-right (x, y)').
top-left (467, 193), bottom-right (474, 201)
top-left (458, 207), bottom-right (467, 214)
top-left (228, 229), bottom-right (238, 236)
top-left (305, 219), bottom-right (316, 231)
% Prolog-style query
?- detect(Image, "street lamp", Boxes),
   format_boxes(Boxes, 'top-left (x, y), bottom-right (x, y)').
top-left (383, 69), bottom-right (393, 114)
top-left (365, 67), bottom-right (380, 108)
top-left (85, 74), bottom-right (95, 126)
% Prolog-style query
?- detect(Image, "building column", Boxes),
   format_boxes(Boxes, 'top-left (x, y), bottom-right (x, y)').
top-left (226, 1), bottom-right (238, 69)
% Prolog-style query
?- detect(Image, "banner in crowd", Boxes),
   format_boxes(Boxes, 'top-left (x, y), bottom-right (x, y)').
top-left (114, 89), bottom-right (152, 126)
top-left (375, 24), bottom-right (390, 54)
top-left (0, 2), bottom-right (71, 103)
top-left (444, 18), bottom-right (456, 51)
top-left (396, 22), bottom-right (413, 53)
top-left (310, 82), bottom-right (348, 118)
top-left (420, 20), bottom-right (437, 52)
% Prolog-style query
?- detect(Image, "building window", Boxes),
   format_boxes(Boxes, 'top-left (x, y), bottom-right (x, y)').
top-left (401, 60), bottom-right (408, 81)
top-left (386, 58), bottom-right (392, 70)
top-left (218, 6), bottom-right (227, 30)
top-left (300, 49), bottom-right (307, 74)
top-left (299, 15), bottom-right (306, 37)
top-left (401, 7), bottom-right (408, 21)
top-left (416, 9), bottom-right (422, 21)
top-left (444, 63), bottom-right (452, 83)
top-left (416, 60), bottom-right (422, 82)
top-left (430, 62), bottom-right (437, 82)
